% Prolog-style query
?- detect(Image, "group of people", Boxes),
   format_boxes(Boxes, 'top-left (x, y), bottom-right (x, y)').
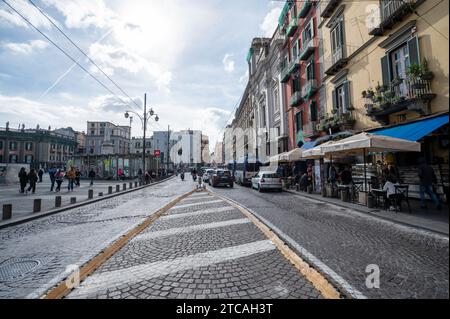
top-left (18, 167), bottom-right (97, 194)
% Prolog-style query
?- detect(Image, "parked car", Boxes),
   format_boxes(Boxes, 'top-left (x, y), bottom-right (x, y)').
top-left (203, 169), bottom-right (215, 183)
top-left (210, 169), bottom-right (234, 188)
top-left (251, 171), bottom-right (282, 192)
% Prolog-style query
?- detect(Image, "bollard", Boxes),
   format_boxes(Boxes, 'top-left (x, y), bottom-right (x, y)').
top-left (139, 181), bottom-right (142, 186)
top-left (88, 189), bottom-right (94, 200)
top-left (70, 197), bottom-right (77, 204)
top-left (2, 204), bottom-right (12, 220)
top-left (123, 183), bottom-right (126, 191)
top-left (98, 192), bottom-right (104, 197)
top-left (135, 181), bottom-right (138, 187)
top-left (108, 186), bottom-right (113, 195)
top-left (55, 196), bottom-right (62, 208)
top-left (33, 199), bottom-right (42, 213)
top-left (129, 182), bottom-right (133, 189)
top-left (116, 185), bottom-right (120, 192)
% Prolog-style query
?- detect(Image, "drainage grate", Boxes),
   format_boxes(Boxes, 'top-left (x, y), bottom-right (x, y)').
top-left (0, 258), bottom-right (42, 282)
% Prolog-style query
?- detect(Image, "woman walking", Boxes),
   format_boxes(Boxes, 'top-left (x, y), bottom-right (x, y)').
top-left (67, 167), bottom-right (76, 192)
top-left (55, 169), bottom-right (64, 192)
top-left (27, 168), bottom-right (38, 194)
top-left (18, 167), bottom-right (28, 194)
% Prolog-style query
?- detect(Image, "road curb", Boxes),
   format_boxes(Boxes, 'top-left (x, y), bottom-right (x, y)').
top-left (208, 189), bottom-right (368, 300)
top-left (0, 176), bottom-right (175, 229)
top-left (284, 189), bottom-right (449, 238)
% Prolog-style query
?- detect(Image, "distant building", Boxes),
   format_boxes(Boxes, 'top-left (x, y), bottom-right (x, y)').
top-left (85, 122), bottom-right (131, 156)
top-left (0, 125), bottom-right (77, 169)
top-left (170, 130), bottom-right (204, 166)
top-left (54, 127), bottom-right (86, 154)
top-left (130, 136), bottom-right (153, 155)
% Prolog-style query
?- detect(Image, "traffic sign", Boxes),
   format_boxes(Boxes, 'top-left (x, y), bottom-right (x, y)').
top-left (154, 150), bottom-right (161, 157)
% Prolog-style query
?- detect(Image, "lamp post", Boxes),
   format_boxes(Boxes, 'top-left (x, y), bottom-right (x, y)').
top-left (124, 93), bottom-right (159, 182)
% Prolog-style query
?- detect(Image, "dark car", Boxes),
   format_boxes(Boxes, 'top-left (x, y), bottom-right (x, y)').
top-left (210, 169), bottom-right (234, 188)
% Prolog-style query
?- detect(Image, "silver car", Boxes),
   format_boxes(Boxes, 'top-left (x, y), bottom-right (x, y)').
top-left (251, 171), bottom-right (282, 192)
top-left (203, 169), bottom-right (214, 183)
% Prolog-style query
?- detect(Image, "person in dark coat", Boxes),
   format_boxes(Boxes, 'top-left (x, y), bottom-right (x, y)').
top-left (18, 167), bottom-right (28, 193)
top-left (38, 168), bottom-right (44, 183)
top-left (27, 168), bottom-right (38, 194)
top-left (88, 169), bottom-right (96, 186)
top-left (75, 168), bottom-right (81, 187)
top-left (49, 166), bottom-right (57, 191)
top-left (418, 158), bottom-right (442, 210)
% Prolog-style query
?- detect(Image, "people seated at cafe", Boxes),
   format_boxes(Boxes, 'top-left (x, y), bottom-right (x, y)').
top-left (328, 164), bottom-right (337, 185)
top-left (299, 173), bottom-right (309, 192)
top-left (383, 176), bottom-right (402, 211)
top-left (340, 165), bottom-right (353, 185)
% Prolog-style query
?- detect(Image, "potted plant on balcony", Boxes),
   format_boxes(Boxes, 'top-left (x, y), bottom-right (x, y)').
top-left (375, 82), bottom-right (387, 93)
top-left (420, 59), bottom-right (434, 81)
top-left (407, 64), bottom-right (426, 90)
top-left (365, 88), bottom-right (375, 99)
top-left (391, 76), bottom-right (403, 87)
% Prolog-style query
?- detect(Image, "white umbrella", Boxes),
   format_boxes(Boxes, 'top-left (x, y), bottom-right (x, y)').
top-left (321, 132), bottom-right (421, 190)
top-left (301, 140), bottom-right (339, 159)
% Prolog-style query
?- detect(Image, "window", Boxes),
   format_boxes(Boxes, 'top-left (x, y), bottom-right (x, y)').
top-left (295, 112), bottom-right (303, 133)
top-left (309, 100), bottom-right (318, 122)
top-left (332, 82), bottom-right (351, 114)
top-left (292, 40), bottom-right (299, 59)
top-left (0, 141), bottom-right (3, 150)
top-left (9, 141), bottom-right (17, 151)
top-left (330, 17), bottom-right (344, 57)
top-left (306, 60), bottom-right (315, 80)
top-left (9, 154), bottom-right (17, 163)
top-left (25, 142), bottom-right (33, 151)
top-left (302, 19), bottom-right (314, 43)
top-left (261, 105), bottom-right (266, 127)
top-left (91, 123), bottom-right (95, 128)
top-left (25, 155), bottom-right (33, 164)
top-left (90, 148), bottom-right (94, 154)
top-left (0, 155), bottom-right (3, 162)
top-left (292, 75), bottom-right (301, 94)
top-left (273, 86), bottom-right (280, 113)
top-left (91, 130), bottom-right (95, 135)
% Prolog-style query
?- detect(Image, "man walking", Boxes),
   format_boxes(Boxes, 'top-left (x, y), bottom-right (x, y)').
top-left (18, 167), bottom-right (28, 194)
top-left (27, 168), bottom-right (38, 194)
top-left (418, 158), bottom-right (442, 210)
top-left (89, 168), bottom-right (96, 186)
top-left (49, 166), bottom-right (57, 191)
top-left (38, 168), bottom-right (44, 183)
top-left (67, 167), bottom-right (76, 192)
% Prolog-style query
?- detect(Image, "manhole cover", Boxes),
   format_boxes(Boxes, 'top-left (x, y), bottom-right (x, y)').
top-left (0, 258), bottom-right (42, 282)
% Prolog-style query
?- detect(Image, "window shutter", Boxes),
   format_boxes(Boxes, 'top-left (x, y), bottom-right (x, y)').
top-left (310, 18), bottom-right (315, 37)
top-left (332, 89), bottom-right (337, 111)
top-left (381, 54), bottom-right (391, 86)
top-left (407, 36), bottom-right (420, 66)
top-left (343, 81), bottom-right (350, 113)
top-left (310, 100), bottom-right (318, 122)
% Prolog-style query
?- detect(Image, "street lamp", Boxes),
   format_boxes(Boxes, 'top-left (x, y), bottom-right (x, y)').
top-left (124, 93), bottom-right (159, 182)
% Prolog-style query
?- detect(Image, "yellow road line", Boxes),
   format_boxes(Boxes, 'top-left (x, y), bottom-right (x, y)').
top-left (209, 190), bottom-right (341, 300)
top-left (42, 189), bottom-right (196, 299)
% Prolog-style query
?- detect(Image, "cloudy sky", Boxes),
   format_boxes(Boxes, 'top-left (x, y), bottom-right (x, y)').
top-left (0, 0), bottom-right (283, 150)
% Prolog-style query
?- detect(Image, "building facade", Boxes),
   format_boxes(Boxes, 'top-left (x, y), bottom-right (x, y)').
top-left (279, 0), bottom-right (324, 150)
top-left (0, 126), bottom-right (77, 169)
top-left (85, 122), bottom-right (131, 156)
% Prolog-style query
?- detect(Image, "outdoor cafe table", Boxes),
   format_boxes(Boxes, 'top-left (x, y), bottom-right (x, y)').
top-left (371, 188), bottom-right (388, 209)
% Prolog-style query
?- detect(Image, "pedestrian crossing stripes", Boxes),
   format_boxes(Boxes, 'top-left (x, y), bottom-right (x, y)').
top-left (160, 206), bottom-right (235, 220)
top-left (172, 199), bottom-right (223, 209)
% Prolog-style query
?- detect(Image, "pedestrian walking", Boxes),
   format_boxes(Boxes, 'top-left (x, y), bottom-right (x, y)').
top-left (55, 169), bottom-right (64, 192)
top-left (145, 171), bottom-right (151, 184)
top-left (138, 168), bottom-right (143, 181)
top-left (67, 167), bottom-right (76, 192)
top-left (38, 168), bottom-right (44, 183)
top-left (418, 158), bottom-right (442, 210)
top-left (49, 166), bottom-right (57, 191)
top-left (27, 168), bottom-right (38, 194)
top-left (75, 168), bottom-right (81, 187)
top-left (89, 169), bottom-right (96, 186)
top-left (18, 167), bottom-right (28, 194)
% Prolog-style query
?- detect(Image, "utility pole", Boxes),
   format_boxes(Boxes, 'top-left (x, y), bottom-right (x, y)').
top-left (142, 93), bottom-right (147, 178)
top-left (167, 125), bottom-right (170, 171)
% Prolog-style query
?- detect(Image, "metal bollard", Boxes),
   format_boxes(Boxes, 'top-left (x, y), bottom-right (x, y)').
top-left (88, 189), bottom-right (94, 199)
top-left (135, 181), bottom-right (138, 187)
top-left (70, 197), bottom-right (77, 204)
top-left (55, 196), bottom-right (62, 208)
top-left (2, 204), bottom-right (12, 220)
top-left (129, 182), bottom-right (133, 189)
top-left (123, 183), bottom-right (126, 191)
top-left (33, 199), bottom-right (42, 213)
top-left (116, 185), bottom-right (120, 192)
top-left (98, 192), bottom-right (104, 197)
top-left (108, 186), bottom-right (113, 194)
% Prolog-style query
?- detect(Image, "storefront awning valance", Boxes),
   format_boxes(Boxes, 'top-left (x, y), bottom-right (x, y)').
top-left (371, 114), bottom-right (448, 142)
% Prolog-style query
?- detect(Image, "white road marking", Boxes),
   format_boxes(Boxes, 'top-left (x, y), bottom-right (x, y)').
top-left (160, 206), bottom-right (235, 220)
top-left (133, 219), bottom-right (251, 241)
top-left (67, 240), bottom-right (276, 298)
top-left (172, 199), bottom-right (223, 209)
top-left (181, 195), bottom-right (214, 202)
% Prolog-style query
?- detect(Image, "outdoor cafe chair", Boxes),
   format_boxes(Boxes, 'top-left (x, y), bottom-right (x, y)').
top-left (393, 185), bottom-right (411, 214)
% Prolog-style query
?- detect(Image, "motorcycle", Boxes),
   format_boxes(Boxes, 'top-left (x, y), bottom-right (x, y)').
top-left (180, 173), bottom-right (185, 181)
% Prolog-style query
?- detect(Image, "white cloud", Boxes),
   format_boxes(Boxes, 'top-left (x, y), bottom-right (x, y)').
top-left (88, 43), bottom-right (172, 92)
top-left (2, 39), bottom-right (48, 54)
top-left (222, 54), bottom-right (235, 73)
top-left (260, 7), bottom-right (282, 37)
top-left (42, 0), bottom-right (118, 29)
top-left (0, 0), bottom-right (54, 29)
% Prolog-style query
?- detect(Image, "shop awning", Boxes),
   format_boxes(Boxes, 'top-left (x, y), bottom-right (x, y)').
top-left (300, 141), bottom-right (316, 150)
top-left (371, 114), bottom-right (449, 142)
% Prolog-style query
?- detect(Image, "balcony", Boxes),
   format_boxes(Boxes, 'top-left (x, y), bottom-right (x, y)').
top-left (321, 0), bottom-right (341, 18)
top-left (324, 45), bottom-right (348, 76)
top-left (290, 92), bottom-right (303, 107)
top-left (366, 76), bottom-right (436, 124)
top-left (299, 37), bottom-right (317, 61)
top-left (288, 57), bottom-right (301, 75)
top-left (302, 79), bottom-right (318, 100)
top-left (298, 0), bottom-right (312, 19)
top-left (280, 66), bottom-right (290, 83)
top-left (286, 18), bottom-right (298, 37)
top-left (369, 0), bottom-right (420, 36)
top-left (303, 121), bottom-right (319, 137)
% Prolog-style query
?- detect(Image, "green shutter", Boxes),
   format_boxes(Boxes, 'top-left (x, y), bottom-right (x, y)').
top-left (407, 36), bottom-right (420, 66)
top-left (343, 81), bottom-right (350, 113)
top-left (332, 89), bottom-right (337, 111)
top-left (381, 54), bottom-right (391, 86)
top-left (310, 100), bottom-right (318, 121)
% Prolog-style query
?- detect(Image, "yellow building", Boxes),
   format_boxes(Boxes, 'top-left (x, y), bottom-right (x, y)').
top-left (318, 0), bottom-right (448, 135)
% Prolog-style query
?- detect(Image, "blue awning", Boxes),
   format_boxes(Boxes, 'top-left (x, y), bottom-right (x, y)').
top-left (300, 141), bottom-right (316, 150)
top-left (371, 114), bottom-right (449, 141)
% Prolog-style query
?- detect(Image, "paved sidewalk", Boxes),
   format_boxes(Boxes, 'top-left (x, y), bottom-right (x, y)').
top-left (285, 189), bottom-right (449, 235)
top-left (0, 176), bottom-right (163, 222)
top-left (67, 191), bottom-right (330, 299)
